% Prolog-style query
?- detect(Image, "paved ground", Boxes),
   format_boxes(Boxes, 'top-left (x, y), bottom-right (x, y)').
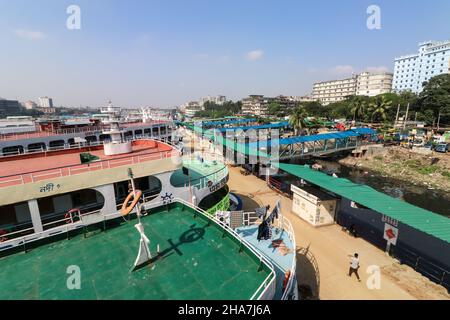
top-left (227, 165), bottom-right (450, 300)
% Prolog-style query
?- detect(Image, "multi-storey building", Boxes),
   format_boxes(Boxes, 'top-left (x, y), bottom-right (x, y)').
top-left (313, 71), bottom-right (394, 105)
top-left (0, 99), bottom-right (21, 117)
top-left (23, 100), bottom-right (38, 110)
top-left (241, 95), bottom-right (301, 117)
top-left (356, 72), bottom-right (393, 96)
top-left (183, 101), bottom-right (203, 118)
top-left (39, 96), bottom-right (54, 108)
top-left (199, 95), bottom-right (227, 107)
top-left (241, 95), bottom-right (270, 117)
top-left (312, 76), bottom-right (358, 105)
top-left (393, 40), bottom-right (450, 93)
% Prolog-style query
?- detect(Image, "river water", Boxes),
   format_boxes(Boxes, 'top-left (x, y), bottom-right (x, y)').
top-left (312, 159), bottom-right (450, 217)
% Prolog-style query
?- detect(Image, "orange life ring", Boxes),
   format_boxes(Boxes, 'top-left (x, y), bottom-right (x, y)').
top-left (65, 208), bottom-right (80, 224)
top-left (120, 190), bottom-right (143, 216)
top-left (282, 270), bottom-right (291, 292)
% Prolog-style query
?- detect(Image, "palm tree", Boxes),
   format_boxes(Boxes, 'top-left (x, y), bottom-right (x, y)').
top-left (289, 106), bottom-right (308, 136)
top-left (369, 96), bottom-right (393, 123)
top-left (349, 97), bottom-right (367, 123)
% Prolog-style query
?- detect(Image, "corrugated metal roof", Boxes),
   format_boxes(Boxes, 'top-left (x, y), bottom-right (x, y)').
top-left (248, 128), bottom-right (377, 148)
top-left (201, 118), bottom-right (257, 126)
top-left (218, 122), bottom-right (289, 132)
top-left (278, 163), bottom-right (450, 243)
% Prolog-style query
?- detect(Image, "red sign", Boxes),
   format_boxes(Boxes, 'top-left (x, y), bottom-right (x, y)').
top-left (383, 223), bottom-right (398, 245)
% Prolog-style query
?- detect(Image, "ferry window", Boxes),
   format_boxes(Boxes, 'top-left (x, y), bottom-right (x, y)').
top-left (37, 197), bottom-right (55, 216)
top-left (2, 145), bottom-right (24, 156)
top-left (144, 128), bottom-right (151, 135)
top-left (72, 189), bottom-right (101, 207)
top-left (49, 140), bottom-right (65, 149)
top-left (85, 136), bottom-right (97, 144)
top-left (0, 202), bottom-right (33, 239)
top-left (28, 142), bottom-right (46, 152)
top-left (134, 129), bottom-right (143, 136)
top-left (99, 134), bottom-right (111, 142)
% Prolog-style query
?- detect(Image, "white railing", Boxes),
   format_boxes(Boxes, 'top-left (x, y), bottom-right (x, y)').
top-left (275, 214), bottom-right (297, 300)
top-left (0, 149), bottom-right (179, 187)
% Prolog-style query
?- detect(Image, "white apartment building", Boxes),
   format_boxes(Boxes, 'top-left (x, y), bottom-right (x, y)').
top-left (199, 95), bottom-right (227, 107)
top-left (393, 40), bottom-right (450, 93)
top-left (39, 96), bottom-right (54, 108)
top-left (313, 71), bottom-right (393, 105)
top-left (356, 72), bottom-right (393, 96)
top-left (312, 76), bottom-right (358, 105)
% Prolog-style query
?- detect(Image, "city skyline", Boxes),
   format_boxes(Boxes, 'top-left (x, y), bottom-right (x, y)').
top-left (1, 0), bottom-right (450, 108)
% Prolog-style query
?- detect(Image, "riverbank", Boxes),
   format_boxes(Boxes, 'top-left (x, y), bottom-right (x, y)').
top-left (338, 146), bottom-right (450, 194)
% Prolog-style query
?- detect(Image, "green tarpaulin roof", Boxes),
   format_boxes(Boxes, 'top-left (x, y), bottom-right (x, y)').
top-left (278, 163), bottom-right (450, 243)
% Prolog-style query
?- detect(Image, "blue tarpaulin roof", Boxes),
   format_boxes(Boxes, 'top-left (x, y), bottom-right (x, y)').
top-left (248, 128), bottom-right (377, 148)
top-left (201, 118), bottom-right (257, 126)
top-left (217, 122), bottom-right (289, 132)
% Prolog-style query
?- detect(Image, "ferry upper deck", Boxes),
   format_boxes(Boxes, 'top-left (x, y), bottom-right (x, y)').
top-left (0, 139), bottom-right (176, 188)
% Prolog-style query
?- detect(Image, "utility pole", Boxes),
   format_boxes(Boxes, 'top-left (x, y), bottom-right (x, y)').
top-left (403, 103), bottom-right (410, 130)
top-left (394, 103), bottom-right (400, 128)
top-left (437, 111), bottom-right (441, 131)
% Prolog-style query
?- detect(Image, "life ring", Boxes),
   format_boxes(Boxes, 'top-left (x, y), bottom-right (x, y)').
top-left (0, 229), bottom-right (8, 242)
top-left (120, 190), bottom-right (143, 216)
top-left (282, 270), bottom-right (291, 292)
top-left (65, 208), bottom-right (81, 224)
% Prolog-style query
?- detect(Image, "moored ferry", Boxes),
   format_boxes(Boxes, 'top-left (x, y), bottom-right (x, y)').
top-left (0, 103), bottom-right (297, 300)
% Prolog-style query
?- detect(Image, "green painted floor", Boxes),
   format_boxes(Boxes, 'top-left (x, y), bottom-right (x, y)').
top-left (170, 159), bottom-right (226, 187)
top-left (0, 205), bottom-right (269, 300)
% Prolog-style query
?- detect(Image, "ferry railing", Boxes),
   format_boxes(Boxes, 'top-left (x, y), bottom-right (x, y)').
top-left (0, 148), bottom-right (180, 187)
top-left (0, 207), bottom-right (103, 246)
top-left (275, 214), bottom-right (297, 300)
top-left (140, 197), bottom-right (277, 300)
top-left (0, 126), bottom-right (104, 142)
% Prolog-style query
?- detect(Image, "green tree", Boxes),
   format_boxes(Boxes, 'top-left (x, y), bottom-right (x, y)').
top-left (369, 95), bottom-right (393, 123)
top-left (268, 102), bottom-right (282, 117)
top-left (419, 74), bottom-right (450, 124)
top-left (349, 96), bottom-right (368, 123)
top-left (289, 106), bottom-right (308, 136)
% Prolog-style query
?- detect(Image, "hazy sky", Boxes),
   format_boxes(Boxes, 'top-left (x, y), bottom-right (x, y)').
top-left (1, 0), bottom-right (450, 108)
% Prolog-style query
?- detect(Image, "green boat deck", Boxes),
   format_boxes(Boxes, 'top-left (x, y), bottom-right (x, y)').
top-left (0, 203), bottom-right (271, 300)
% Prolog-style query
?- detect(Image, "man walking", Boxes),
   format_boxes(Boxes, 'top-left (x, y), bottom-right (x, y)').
top-left (348, 253), bottom-right (361, 282)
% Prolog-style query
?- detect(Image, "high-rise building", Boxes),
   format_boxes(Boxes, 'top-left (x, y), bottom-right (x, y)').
top-left (0, 98), bottom-right (21, 117)
top-left (393, 40), bottom-right (450, 93)
top-left (356, 72), bottom-right (393, 96)
top-left (39, 96), bottom-right (54, 108)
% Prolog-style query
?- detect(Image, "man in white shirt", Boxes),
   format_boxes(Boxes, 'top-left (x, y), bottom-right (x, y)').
top-left (348, 253), bottom-right (361, 282)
